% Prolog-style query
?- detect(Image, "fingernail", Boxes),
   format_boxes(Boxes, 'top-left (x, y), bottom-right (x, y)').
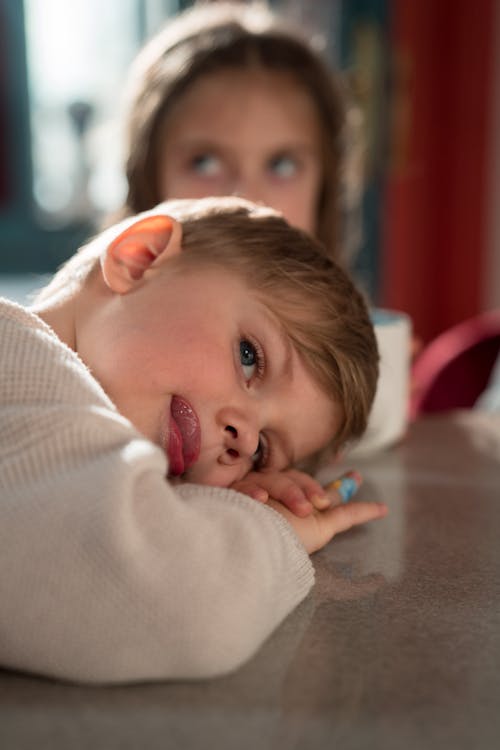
top-left (251, 489), bottom-right (269, 503)
top-left (311, 493), bottom-right (332, 509)
top-left (325, 470), bottom-right (362, 503)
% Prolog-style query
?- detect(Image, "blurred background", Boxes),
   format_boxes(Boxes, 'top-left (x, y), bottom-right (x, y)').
top-left (1, 0), bottom-right (499, 344)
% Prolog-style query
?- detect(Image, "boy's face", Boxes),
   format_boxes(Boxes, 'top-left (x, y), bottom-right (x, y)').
top-left (78, 265), bottom-right (340, 486)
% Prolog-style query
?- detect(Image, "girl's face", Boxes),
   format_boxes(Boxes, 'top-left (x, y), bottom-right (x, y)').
top-left (158, 69), bottom-right (323, 236)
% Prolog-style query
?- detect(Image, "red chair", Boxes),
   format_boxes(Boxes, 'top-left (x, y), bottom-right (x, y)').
top-left (410, 309), bottom-right (500, 419)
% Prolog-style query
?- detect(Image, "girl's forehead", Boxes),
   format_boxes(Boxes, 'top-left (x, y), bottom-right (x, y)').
top-left (167, 66), bottom-right (323, 132)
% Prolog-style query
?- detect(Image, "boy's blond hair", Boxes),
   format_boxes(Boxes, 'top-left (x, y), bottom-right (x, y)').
top-left (37, 197), bottom-right (378, 460)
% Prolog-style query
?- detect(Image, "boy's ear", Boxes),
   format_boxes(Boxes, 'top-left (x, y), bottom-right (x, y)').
top-left (101, 215), bottom-right (182, 294)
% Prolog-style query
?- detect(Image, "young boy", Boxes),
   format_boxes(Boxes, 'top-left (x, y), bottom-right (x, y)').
top-left (0, 197), bottom-right (386, 684)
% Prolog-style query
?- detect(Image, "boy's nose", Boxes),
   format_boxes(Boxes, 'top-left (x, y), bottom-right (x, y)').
top-left (223, 422), bottom-right (260, 463)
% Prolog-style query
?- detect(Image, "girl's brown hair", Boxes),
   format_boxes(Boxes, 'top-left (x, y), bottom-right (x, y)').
top-left (122, 1), bottom-right (347, 262)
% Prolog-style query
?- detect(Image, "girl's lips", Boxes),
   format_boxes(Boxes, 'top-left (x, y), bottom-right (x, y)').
top-left (166, 396), bottom-right (201, 476)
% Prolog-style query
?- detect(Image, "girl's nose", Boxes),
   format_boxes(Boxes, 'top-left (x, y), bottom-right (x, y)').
top-left (231, 173), bottom-right (263, 205)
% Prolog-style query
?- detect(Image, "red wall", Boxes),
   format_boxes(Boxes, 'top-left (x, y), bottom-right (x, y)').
top-left (381, 0), bottom-right (495, 343)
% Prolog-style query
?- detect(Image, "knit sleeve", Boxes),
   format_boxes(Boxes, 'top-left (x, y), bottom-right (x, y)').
top-left (0, 301), bottom-right (314, 684)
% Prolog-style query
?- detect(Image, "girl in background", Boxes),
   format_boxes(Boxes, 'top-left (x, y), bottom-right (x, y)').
top-left (116, 1), bottom-right (361, 268)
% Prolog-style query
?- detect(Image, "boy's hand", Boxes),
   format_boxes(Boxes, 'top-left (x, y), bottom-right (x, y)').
top-left (267, 497), bottom-right (388, 554)
top-left (230, 468), bottom-right (364, 518)
top-left (231, 468), bottom-right (388, 554)
top-left (231, 468), bottom-right (329, 517)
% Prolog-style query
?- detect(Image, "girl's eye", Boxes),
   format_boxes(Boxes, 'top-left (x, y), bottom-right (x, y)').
top-left (239, 338), bottom-right (264, 382)
top-left (252, 435), bottom-right (269, 470)
top-left (268, 154), bottom-right (299, 179)
top-left (189, 153), bottom-right (222, 177)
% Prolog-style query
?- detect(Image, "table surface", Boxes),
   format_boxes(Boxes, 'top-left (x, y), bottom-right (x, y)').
top-left (1, 412), bottom-right (499, 750)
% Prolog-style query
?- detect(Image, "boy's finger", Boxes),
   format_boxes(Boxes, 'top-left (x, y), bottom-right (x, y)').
top-left (232, 481), bottom-right (269, 503)
top-left (285, 469), bottom-right (325, 496)
top-left (310, 492), bottom-right (333, 510)
top-left (257, 473), bottom-right (313, 517)
top-left (272, 469), bottom-right (324, 509)
top-left (272, 480), bottom-right (312, 517)
top-left (325, 501), bottom-right (388, 538)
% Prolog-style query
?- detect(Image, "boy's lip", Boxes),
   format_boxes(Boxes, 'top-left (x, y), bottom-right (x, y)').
top-left (165, 396), bottom-right (201, 477)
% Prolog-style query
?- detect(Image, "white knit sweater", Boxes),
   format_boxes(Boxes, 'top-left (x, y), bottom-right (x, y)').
top-left (0, 298), bottom-right (313, 684)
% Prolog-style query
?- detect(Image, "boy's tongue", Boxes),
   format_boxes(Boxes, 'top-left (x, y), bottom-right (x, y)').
top-left (168, 396), bottom-right (201, 476)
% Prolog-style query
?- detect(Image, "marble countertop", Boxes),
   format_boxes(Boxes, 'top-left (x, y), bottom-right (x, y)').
top-left (1, 412), bottom-right (499, 750)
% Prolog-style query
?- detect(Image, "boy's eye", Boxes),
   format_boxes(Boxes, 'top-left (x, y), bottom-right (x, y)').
top-left (252, 435), bottom-right (269, 470)
top-left (240, 339), bottom-right (258, 380)
top-left (190, 153), bottom-right (222, 177)
top-left (268, 154), bottom-right (299, 179)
